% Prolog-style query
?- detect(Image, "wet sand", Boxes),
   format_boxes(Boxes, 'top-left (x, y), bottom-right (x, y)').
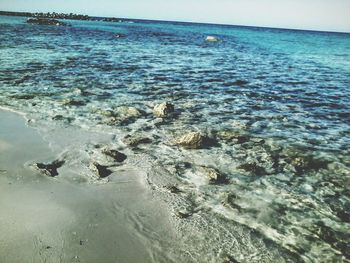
top-left (0, 110), bottom-right (177, 263)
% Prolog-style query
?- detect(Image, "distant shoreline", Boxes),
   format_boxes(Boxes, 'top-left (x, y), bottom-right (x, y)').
top-left (0, 10), bottom-right (123, 22)
top-left (0, 10), bottom-right (349, 34)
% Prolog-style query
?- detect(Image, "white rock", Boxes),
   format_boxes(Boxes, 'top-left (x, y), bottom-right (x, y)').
top-left (175, 132), bottom-right (205, 149)
top-left (206, 36), bottom-right (219, 42)
top-left (153, 102), bottom-right (174, 118)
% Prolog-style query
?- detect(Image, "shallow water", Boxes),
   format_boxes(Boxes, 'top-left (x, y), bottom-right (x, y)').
top-left (0, 15), bottom-right (350, 262)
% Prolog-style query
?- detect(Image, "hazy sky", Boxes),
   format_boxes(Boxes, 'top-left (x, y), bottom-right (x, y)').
top-left (1, 0), bottom-right (350, 32)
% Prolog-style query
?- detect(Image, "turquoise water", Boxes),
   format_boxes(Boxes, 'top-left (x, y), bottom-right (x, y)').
top-left (0, 15), bottom-right (350, 262)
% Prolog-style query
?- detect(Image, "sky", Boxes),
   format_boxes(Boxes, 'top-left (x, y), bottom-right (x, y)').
top-left (1, 0), bottom-right (350, 33)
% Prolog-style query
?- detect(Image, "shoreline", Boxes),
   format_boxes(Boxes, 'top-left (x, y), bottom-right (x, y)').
top-left (0, 108), bottom-right (304, 262)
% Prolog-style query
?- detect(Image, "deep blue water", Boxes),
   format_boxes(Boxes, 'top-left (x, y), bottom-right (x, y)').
top-left (0, 15), bottom-right (350, 262)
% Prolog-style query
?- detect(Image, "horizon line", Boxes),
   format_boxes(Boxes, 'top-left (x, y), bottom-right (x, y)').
top-left (1, 9), bottom-right (349, 35)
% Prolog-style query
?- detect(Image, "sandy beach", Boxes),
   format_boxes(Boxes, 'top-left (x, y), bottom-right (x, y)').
top-left (0, 109), bottom-right (178, 263)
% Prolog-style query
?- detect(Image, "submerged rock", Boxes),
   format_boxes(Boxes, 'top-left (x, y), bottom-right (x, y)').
top-left (175, 132), bottom-right (215, 149)
top-left (216, 130), bottom-right (250, 144)
top-left (10, 94), bottom-right (35, 100)
top-left (165, 185), bottom-right (181, 194)
top-left (173, 132), bottom-right (218, 149)
top-left (27, 18), bottom-right (66, 26)
top-left (202, 167), bottom-right (228, 184)
top-left (89, 162), bottom-right (112, 178)
top-left (114, 34), bottom-right (126, 38)
top-left (237, 162), bottom-right (266, 176)
top-left (290, 156), bottom-right (330, 175)
top-left (222, 193), bottom-right (242, 212)
top-left (62, 99), bottom-right (86, 106)
top-left (52, 115), bottom-right (74, 123)
top-left (102, 106), bottom-right (144, 126)
top-left (153, 102), bottom-right (174, 118)
top-left (102, 148), bottom-right (127, 162)
top-left (176, 211), bottom-right (192, 219)
top-left (123, 135), bottom-right (152, 147)
top-left (223, 255), bottom-right (240, 263)
top-left (116, 106), bottom-right (143, 117)
top-left (33, 159), bottom-right (65, 177)
top-left (206, 36), bottom-right (219, 42)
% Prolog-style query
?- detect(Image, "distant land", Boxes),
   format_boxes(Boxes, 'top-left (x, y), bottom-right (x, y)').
top-left (0, 10), bottom-right (123, 22)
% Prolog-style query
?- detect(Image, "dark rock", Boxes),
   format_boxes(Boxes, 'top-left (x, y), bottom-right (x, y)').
top-left (62, 99), bottom-right (86, 106)
top-left (102, 149), bottom-right (127, 162)
top-left (290, 156), bottom-right (330, 175)
top-left (176, 211), bottom-right (191, 219)
top-left (316, 222), bottom-right (350, 259)
top-left (232, 80), bottom-right (249, 86)
top-left (27, 18), bottom-right (66, 26)
top-left (328, 199), bottom-right (350, 223)
top-left (223, 255), bottom-right (240, 263)
top-left (216, 130), bottom-right (250, 144)
top-left (237, 162), bottom-right (266, 176)
top-left (222, 194), bottom-right (242, 212)
top-left (52, 115), bottom-right (64, 120)
top-left (123, 135), bottom-right (152, 147)
top-left (114, 34), bottom-right (126, 38)
top-left (89, 162), bottom-right (112, 178)
top-left (201, 167), bottom-right (228, 184)
top-left (10, 94), bottom-right (35, 100)
top-left (165, 185), bottom-right (181, 194)
top-left (33, 159), bottom-right (65, 177)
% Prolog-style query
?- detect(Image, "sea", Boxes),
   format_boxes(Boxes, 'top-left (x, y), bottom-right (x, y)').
top-left (0, 15), bottom-right (349, 262)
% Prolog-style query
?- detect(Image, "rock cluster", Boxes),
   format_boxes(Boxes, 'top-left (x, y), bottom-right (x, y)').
top-left (27, 18), bottom-right (66, 26)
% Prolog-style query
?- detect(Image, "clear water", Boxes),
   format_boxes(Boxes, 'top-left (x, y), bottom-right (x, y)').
top-left (1, 15), bottom-right (350, 262)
